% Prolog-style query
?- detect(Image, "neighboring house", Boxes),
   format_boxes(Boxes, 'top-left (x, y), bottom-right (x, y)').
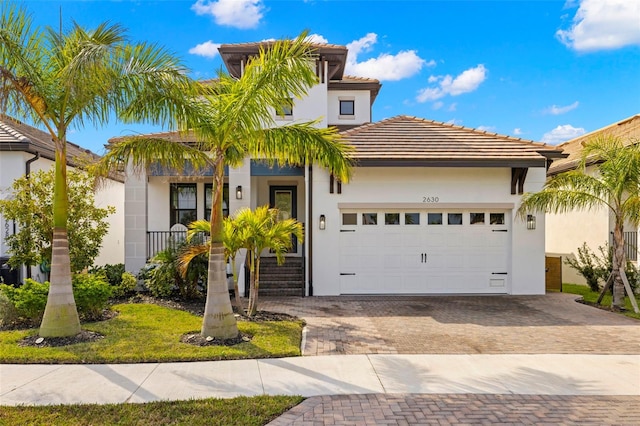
top-left (120, 41), bottom-right (565, 296)
top-left (0, 116), bottom-right (124, 284)
top-left (546, 114), bottom-right (640, 285)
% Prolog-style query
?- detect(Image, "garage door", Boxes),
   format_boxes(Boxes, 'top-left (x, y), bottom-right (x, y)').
top-left (339, 209), bottom-right (510, 294)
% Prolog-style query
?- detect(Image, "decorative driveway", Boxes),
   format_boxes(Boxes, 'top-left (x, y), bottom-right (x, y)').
top-left (259, 293), bottom-right (640, 356)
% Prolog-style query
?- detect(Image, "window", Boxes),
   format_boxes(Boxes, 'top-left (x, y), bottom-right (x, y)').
top-left (276, 98), bottom-right (293, 116)
top-left (470, 213), bottom-right (485, 225)
top-left (490, 213), bottom-right (505, 225)
top-left (385, 213), bottom-right (400, 225)
top-left (405, 213), bottom-right (420, 225)
top-left (427, 213), bottom-right (442, 225)
top-left (339, 99), bottom-right (354, 116)
top-left (342, 213), bottom-right (357, 225)
top-left (362, 213), bottom-right (377, 225)
top-left (205, 183), bottom-right (229, 220)
top-left (170, 183), bottom-right (196, 226)
top-left (448, 213), bottom-right (463, 225)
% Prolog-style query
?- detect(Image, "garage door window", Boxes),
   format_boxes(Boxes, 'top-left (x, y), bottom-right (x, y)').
top-left (428, 213), bottom-right (442, 225)
top-left (470, 213), bottom-right (485, 225)
top-left (363, 213), bottom-right (377, 225)
top-left (385, 213), bottom-right (400, 225)
top-left (342, 213), bottom-right (357, 226)
top-left (448, 213), bottom-right (463, 225)
top-left (490, 213), bottom-right (505, 225)
top-left (405, 213), bottom-right (420, 225)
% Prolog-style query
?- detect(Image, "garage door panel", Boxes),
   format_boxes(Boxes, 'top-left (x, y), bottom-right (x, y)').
top-left (339, 209), bottom-right (510, 295)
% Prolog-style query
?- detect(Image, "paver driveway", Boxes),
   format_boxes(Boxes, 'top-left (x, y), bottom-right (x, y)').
top-left (259, 293), bottom-right (640, 355)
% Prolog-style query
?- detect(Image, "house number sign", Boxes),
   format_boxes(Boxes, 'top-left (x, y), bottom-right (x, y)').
top-left (422, 196), bottom-right (439, 203)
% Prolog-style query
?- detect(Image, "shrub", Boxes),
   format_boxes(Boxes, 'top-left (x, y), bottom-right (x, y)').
top-left (117, 272), bottom-right (138, 298)
top-left (565, 243), bottom-right (608, 291)
top-left (141, 243), bottom-right (205, 300)
top-left (0, 289), bottom-right (20, 326)
top-left (566, 242), bottom-right (639, 294)
top-left (0, 279), bottom-right (49, 321)
top-left (72, 273), bottom-right (112, 321)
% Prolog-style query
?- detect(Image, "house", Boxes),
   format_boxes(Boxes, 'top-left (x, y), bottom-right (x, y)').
top-left (546, 114), bottom-right (640, 285)
top-left (0, 116), bottom-right (124, 284)
top-left (120, 41), bottom-right (565, 296)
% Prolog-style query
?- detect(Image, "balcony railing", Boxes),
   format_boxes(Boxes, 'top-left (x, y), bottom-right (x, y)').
top-left (147, 231), bottom-right (208, 260)
top-left (624, 231), bottom-right (638, 262)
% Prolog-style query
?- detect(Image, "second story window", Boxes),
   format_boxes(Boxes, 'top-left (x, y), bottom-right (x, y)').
top-left (170, 183), bottom-right (197, 227)
top-left (339, 99), bottom-right (354, 116)
top-left (276, 98), bottom-right (293, 117)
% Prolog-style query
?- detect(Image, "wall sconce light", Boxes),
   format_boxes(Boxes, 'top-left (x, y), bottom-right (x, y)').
top-left (235, 185), bottom-right (243, 200)
top-left (319, 214), bottom-right (326, 230)
top-left (526, 214), bottom-right (536, 230)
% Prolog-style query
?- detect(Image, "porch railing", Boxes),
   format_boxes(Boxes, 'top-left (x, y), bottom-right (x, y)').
top-left (147, 231), bottom-right (208, 260)
top-left (624, 231), bottom-right (638, 262)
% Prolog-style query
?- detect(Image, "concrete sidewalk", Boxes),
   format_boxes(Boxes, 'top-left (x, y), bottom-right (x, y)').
top-left (1, 354), bottom-right (638, 406)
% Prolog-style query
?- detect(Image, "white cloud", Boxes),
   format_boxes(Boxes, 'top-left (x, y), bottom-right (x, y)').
top-left (513, 128), bottom-right (523, 135)
top-left (544, 101), bottom-right (579, 115)
top-left (306, 34), bottom-right (328, 44)
top-left (477, 125), bottom-right (496, 133)
top-left (191, 0), bottom-right (264, 29)
top-left (447, 103), bottom-right (457, 112)
top-left (416, 64), bottom-right (487, 103)
top-left (432, 101), bottom-right (444, 110)
top-left (188, 40), bottom-right (221, 58)
top-left (556, 0), bottom-right (640, 51)
top-left (541, 124), bottom-right (586, 144)
top-left (345, 33), bottom-right (431, 81)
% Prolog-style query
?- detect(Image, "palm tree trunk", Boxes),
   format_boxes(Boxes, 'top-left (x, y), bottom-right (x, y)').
top-left (230, 256), bottom-right (244, 314)
top-left (39, 145), bottom-right (80, 337)
top-left (611, 222), bottom-right (626, 309)
top-left (201, 156), bottom-right (238, 338)
top-left (201, 243), bottom-right (238, 338)
top-left (248, 255), bottom-right (261, 317)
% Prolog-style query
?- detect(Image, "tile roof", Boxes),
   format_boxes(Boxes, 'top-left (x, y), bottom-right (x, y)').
top-left (547, 114), bottom-right (640, 175)
top-left (340, 115), bottom-right (566, 167)
top-left (0, 116), bottom-right (100, 166)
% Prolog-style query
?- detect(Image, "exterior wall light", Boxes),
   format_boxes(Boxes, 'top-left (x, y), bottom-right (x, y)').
top-left (319, 214), bottom-right (326, 230)
top-left (235, 185), bottom-right (243, 200)
top-left (526, 214), bottom-right (536, 230)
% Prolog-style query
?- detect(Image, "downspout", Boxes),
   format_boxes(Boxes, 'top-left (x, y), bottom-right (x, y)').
top-left (308, 165), bottom-right (313, 296)
top-left (24, 152), bottom-right (40, 279)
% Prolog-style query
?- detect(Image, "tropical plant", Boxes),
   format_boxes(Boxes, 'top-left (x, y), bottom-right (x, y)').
top-left (143, 242), bottom-right (205, 299)
top-left (178, 219), bottom-right (244, 311)
top-left (0, 169), bottom-right (115, 274)
top-left (518, 135), bottom-right (640, 310)
top-left (99, 33), bottom-right (352, 338)
top-left (234, 206), bottom-right (304, 316)
top-left (564, 243), bottom-right (610, 291)
top-left (0, 3), bottom-right (197, 336)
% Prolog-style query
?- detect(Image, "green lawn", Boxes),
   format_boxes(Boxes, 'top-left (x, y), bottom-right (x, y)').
top-left (0, 303), bottom-right (304, 363)
top-left (0, 395), bottom-right (304, 426)
top-left (562, 283), bottom-right (640, 320)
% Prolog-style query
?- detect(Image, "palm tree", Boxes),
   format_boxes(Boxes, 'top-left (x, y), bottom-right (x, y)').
top-left (0, 4), bottom-right (197, 336)
top-left (518, 135), bottom-right (640, 310)
top-left (234, 206), bottom-right (304, 316)
top-left (100, 33), bottom-right (353, 338)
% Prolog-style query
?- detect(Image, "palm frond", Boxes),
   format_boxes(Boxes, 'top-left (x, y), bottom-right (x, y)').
top-left (177, 244), bottom-right (210, 277)
top-left (252, 122), bottom-right (353, 182)
top-left (95, 136), bottom-right (212, 178)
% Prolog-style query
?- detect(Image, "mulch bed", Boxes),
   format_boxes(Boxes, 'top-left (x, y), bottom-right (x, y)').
top-left (19, 330), bottom-right (104, 347)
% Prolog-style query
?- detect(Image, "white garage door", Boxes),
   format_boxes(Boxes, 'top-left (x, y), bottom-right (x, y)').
top-left (339, 209), bottom-right (510, 294)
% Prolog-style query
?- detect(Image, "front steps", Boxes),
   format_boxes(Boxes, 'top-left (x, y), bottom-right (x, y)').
top-left (256, 256), bottom-right (304, 297)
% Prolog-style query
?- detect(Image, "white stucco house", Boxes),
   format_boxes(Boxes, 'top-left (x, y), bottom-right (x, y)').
top-left (0, 116), bottom-right (124, 284)
top-left (120, 41), bottom-right (566, 296)
top-left (546, 114), bottom-right (640, 285)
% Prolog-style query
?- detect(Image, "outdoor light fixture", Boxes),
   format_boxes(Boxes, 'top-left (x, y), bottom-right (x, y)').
top-left (235, 185), bottom-right (243, 200)
top-left (527, 214), bottom-right (536, 230)
top-left (319, 214), bottom-right (326, 230)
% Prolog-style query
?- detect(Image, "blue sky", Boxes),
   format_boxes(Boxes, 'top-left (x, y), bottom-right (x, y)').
top-left (23, 0), bottom-right (640, 154)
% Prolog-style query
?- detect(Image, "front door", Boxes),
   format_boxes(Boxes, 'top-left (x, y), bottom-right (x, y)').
top-left (269, 186), bottom-right (298, 253)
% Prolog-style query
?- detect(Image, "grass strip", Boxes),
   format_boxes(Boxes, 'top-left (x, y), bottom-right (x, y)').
top-left (562, 283), bottom-right (640, 320)
top-left (0, 395), bottom-right (304, 426)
